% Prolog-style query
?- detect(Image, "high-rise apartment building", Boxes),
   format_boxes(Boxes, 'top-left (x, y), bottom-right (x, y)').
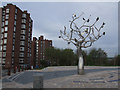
top-left (0, 7), bottom-right (2, 78)
top-left (0, 4), bottom-right (33, 72)
top-left (0, 7), bottom-right (2, 65)
top-left (31, 36), bottom-right (52, 68)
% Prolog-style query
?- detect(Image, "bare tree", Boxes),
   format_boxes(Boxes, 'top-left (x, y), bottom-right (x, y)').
top-left (59, 12), bottom-right (105, 75)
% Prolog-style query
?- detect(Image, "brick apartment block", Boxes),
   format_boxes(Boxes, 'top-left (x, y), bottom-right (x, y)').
top-left (31, 36), bottom-right (52, 68)
top-left (0, 7), bottom-right (2, 65)
top-left (0, 4), bottom-right (33, 73)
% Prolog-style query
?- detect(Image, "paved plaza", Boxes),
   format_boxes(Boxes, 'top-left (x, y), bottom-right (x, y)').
top-left (2, 66), bottom-right (120, 88)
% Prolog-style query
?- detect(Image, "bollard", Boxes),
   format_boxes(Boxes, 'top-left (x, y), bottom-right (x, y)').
top-left (33, 74), bottom-right (43, 89)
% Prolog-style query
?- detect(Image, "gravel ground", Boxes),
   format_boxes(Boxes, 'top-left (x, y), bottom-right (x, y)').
top-left (2, 66), bottom-right (120, 88)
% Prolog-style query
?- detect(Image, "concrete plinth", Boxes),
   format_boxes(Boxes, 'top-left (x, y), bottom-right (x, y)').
top-left (78, 69), bottom-right (84, 75)
top-left (33, 74), bottom-right (43, 89)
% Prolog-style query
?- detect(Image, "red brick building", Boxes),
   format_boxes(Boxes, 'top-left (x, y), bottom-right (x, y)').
top-left (31, 36), bottom-right (52, 68)
top-left (0, 4), bottom-right (33, 72)
top-left (0, 7), bottom-right (2, 65)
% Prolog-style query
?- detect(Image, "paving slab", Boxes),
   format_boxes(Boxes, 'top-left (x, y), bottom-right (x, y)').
top-left (2, 66), bottom-right (120, 88)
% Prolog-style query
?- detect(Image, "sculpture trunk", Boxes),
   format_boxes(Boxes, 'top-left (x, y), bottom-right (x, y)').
top-left (77, 47), bottom-right (84, 75)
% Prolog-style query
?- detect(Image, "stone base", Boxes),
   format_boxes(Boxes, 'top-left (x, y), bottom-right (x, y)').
top-left (78, 69), bottom-right (84, 75)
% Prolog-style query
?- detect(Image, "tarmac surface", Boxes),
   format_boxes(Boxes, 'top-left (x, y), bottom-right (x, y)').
top-left (2, 66), bottom-right (120, 88)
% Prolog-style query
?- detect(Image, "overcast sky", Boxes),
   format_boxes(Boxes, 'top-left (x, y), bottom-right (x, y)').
top-left (2, 2), bottom-right (118, 57)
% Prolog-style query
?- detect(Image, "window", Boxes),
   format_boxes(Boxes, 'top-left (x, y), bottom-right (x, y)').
top-left (36, 54), bottom-right (38, 57)
top-left (21, 30), bottom-right (25, 34)
top-left (0, 58), bottom-right (1, 64)
top-left (28, 43), bottom-right (29, 47)
top-left (14, 27), bottom-right (16, 32)
top-left (4, 27), bottom-right (7, 32)
top-left (19, 59), bottom-right (24, 63)
top-left (0, 46), bottom-right (2, 52)
top-left (1, 34), bottom-right (3, 39)
top-left (43, 41), bottom-right (45, 44)
top-left (27, 53), bottom-right (29, 57)
top-left (41, 43), bottom-right (42, 47)
top-left (12, 58), bottom-right (14, 61)
top-left (0, 40), bottom-right (3, 45)
top-left (5, 21), bottom-right (8, 25)
top-left (20, 47), bottom-right (24, 51)
top-left (12, 52), bottom-right (14, 57)
top-left (12, 58), bottom-right (14, 64)
top-left (20, 36), bottom-right (25, 40)
top-left (20, 41), bottom-right (24, 45)
top-left (30, 40), bottom-right (31, 44)
top-left (29, 48), bottom-right (31, 52)
top-left (40, 41), bottom-right (42, 44)
top-left (15, 9), bottom-right (17, 14)
top-left (6, 8), bottom-right (9, 13)
top-left (3, 46), bottom-right (6, 50)
top-left (27, 48), bottom-right (29, 52)
top-left (28, 33), bottom-right (30, 37)
top-left (13, 39), bottom-right (15, 44)
top-left (36, 43), bottom-right (38, 46)
top-left (29, 28), bottom-right (31, 32)
top-left (29, 46), bottom-right (31, 49)
top-left (22, 13), bottom-right (26, 18)
top-left (2, 18), bottom-right (5, 22)
top-left (29, 23), bottom-right (31, 27)
top-left (2, 22), bottom-right (4, 27)
top-left (21, 24), bottom-right (26, 28)
top-left (36, 41), bottom-right (38, 43)
top-left (15, 14), bottom-right (17, 20)
top-left (19, 58), bottom-right (24, 61)
top-left (28, 38), bottom-right (30, 42)
top-left (2, 58), bottom-right (6, 64)
top-left (4, 33), bottom-right (7, 38)
top-left (14, 21), bottom-right (16, 26)
top-left (5, 14), bottom-right (9, 19)
top-left (2, 15), bottom-right (5, 19)
top-left (0, 45), bottom-right (2, 51)
top-left (19, 53), bottom-right (24, 57)
top-left (12, 46), bottom-right (14, 51)
top-left (13, 33), bottom-right (15, 37)
top-left (22, 19), bottom-right (26, 23)
top-left (36, 49), bottom-right (38, 52)
top-left (3, 52), bottom-right (6, 57)
top-left (2, 17), bottom-right (5, 21)
top-left (29, 18), bottom-right (31, 22)
top-left (36, 46), bottom-right (38, 50)
top-left (4, 39), bottom-right (7, 44)
top-left (2, 10), bottom-right (5, 15)
top-left (1, 28), bottom-right (4, 33)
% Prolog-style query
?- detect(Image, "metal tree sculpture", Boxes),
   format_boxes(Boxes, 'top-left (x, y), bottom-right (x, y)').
top-left (59, 13), bottom-right (105, 75)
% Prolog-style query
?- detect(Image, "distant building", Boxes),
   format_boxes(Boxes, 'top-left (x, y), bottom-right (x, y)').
top-left (0, 4), bottom-right (33, 72)
top-left (31, 36), bottom-right (52, 68)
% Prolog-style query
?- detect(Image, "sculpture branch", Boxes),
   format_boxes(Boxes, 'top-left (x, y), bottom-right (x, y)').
top-left (59, 13), bottom-right (105, 49)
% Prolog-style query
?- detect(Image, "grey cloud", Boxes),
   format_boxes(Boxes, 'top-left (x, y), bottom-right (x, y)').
top-left (2, 2), bottom-right (118, 57)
